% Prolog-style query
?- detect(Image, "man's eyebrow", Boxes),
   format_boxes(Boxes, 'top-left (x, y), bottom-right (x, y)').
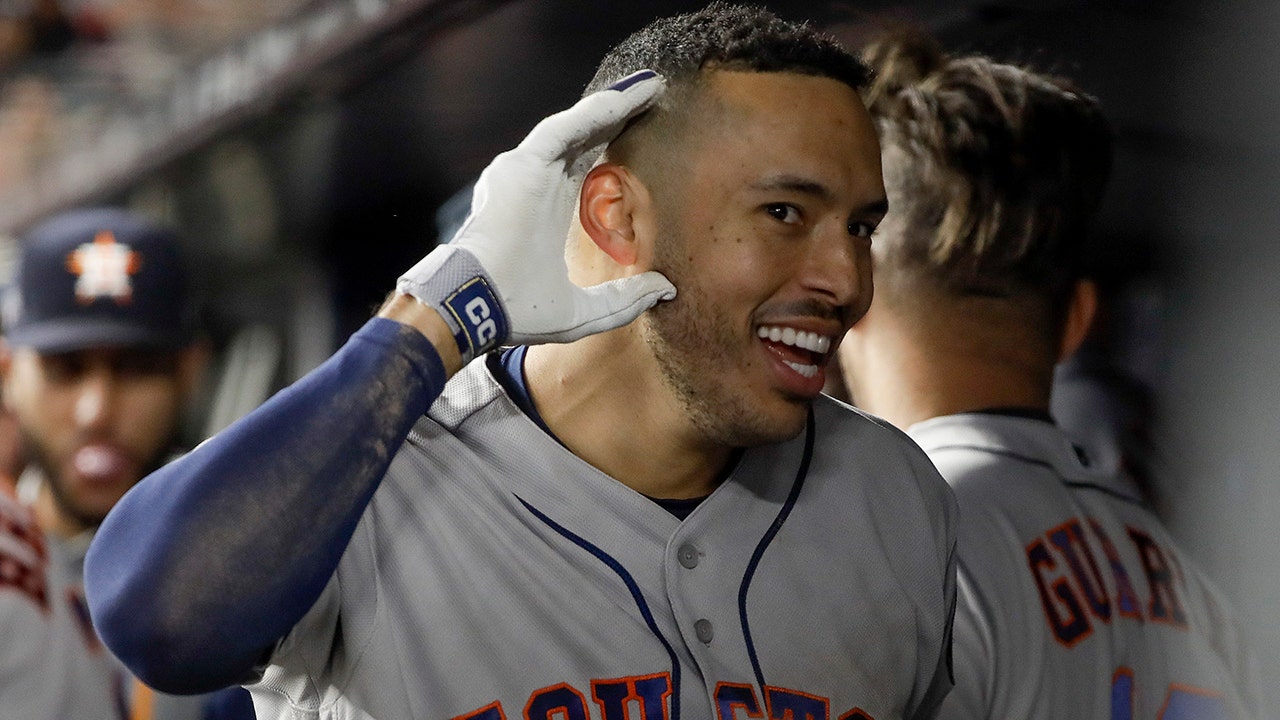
top-left (748, 175), bottom-right (832, 199)
top-left (860, 198), bottom-right (890, 217)
top-left (748, 175), bottom-right (889, 216)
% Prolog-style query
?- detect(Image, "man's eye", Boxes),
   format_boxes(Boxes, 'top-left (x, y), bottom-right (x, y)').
top-left (765, 204), bottom-right (801, 224)
top-left (848, 220), bottom-right (877, 238)
top-left (40, 354), bottom-right (84, 383)
top-left (114, 350), bottom-right (179, 377)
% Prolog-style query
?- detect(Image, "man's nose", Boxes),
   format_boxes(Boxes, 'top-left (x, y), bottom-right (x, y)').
top-left (74, 369), bottom-right (116, 431)
top-left (803, 224), bottom-right (869, 309)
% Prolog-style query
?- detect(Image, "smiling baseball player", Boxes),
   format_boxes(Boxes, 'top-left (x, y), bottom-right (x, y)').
top-left (86, 6), bottom-right (957, 719)
top-left (838, 32), bottom-right (1263, 720)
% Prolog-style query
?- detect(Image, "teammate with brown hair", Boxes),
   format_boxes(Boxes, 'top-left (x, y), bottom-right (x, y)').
top-left (839, 31), bottom-right (1263, 719)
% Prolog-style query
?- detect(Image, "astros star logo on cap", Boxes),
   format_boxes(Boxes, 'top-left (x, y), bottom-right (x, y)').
top-left (65, 230), bottom-right (142, 305)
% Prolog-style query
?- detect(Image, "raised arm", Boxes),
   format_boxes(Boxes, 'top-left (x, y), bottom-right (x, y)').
top-left (83, 71), bottom-right (672, 694)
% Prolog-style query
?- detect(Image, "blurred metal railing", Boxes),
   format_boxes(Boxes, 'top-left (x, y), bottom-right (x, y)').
top-left (0, 0), bottom-right (513, 236)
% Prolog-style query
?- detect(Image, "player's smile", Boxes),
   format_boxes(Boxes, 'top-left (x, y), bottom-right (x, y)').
top-left (634, 69), bottom-right (882, 446)
top-left (69, 441), bottom-right (138, 488)
top-left (755, 323), bottom-right (837, 387)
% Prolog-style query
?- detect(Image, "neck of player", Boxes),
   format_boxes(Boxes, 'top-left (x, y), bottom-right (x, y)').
top-left (524, 328), bottom-right (731, 500)
top-left (844, 302), bottom-right (1055, 430)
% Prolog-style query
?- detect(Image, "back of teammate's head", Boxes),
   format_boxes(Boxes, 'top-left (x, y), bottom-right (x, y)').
top-left (863, 30), bottom-right (1113, 332)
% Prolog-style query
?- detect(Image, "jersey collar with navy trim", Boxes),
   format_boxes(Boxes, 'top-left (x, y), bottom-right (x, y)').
top-left (906, 412), bottom-right (1146, 503)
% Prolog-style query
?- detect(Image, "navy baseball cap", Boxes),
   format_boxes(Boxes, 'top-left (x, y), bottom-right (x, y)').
top-left (3, 207), bottom-right (196, 353)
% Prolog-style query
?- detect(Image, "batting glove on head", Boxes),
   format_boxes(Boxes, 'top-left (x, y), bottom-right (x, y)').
top-left (396, 70), bottom-right (676, 365)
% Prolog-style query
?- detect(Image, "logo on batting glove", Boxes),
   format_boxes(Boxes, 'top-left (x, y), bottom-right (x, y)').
top-left (444, 276), bottom-right (509, 360)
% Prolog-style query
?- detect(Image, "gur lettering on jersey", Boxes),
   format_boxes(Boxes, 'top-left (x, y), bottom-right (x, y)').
top-left (1026, 517), bottom-right (1192, 647)
top-left (452, 675), bottom-right (881, 720)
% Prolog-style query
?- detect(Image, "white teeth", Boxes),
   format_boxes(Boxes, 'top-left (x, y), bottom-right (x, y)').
top-left (784, 360), bottom-right (818, 378)
top-left (756, 325), bottom-right (833, 354)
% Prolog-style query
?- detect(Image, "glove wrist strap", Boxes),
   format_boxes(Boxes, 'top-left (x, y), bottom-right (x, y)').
top-left (395, 246), bottom-right (510, 365)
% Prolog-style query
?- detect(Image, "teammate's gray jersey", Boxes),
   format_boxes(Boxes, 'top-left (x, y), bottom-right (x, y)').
top-left (17, 468), bottom-right (222, 720)
top-left (0, 490), bottom-right (121, 720)
top-left (247, 359), bottom-right (957, 720)
top-left (911, 413), bottom-right (1263, 720)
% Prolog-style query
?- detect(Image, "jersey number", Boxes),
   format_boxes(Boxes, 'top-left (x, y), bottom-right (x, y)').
top-left (1111, 668), bottom-right (1228, 720)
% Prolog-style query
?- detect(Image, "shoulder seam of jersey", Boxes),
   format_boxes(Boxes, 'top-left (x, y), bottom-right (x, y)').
top-left (927, 443), bottom-right (1147, 507)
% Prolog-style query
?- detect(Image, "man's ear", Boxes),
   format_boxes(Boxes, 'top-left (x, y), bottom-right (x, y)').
top-left (579, 163), bottom-right (646, 267)
top-left (1058, 278), bottom-right (1099, 361)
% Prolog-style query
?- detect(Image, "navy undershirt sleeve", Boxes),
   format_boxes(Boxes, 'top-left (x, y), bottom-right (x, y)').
top-left (84, 317), bottom-right (448, 694)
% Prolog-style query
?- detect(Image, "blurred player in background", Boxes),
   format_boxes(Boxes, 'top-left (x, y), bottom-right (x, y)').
top-left (1, 207), bottom-right (252, 719)
top-left (837, 31), bottom-right (1263, 719)
top-left (85, 5), bottom-right (957, 719)
top-left (0, 436), bottom-right (118, 719)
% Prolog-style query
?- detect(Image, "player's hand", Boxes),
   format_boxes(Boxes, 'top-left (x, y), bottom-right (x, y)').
top-left (396, 70), bottom-right (676, 364)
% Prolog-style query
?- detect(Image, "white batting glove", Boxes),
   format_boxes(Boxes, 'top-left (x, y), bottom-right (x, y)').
top-left (396, 70), bottom-right (676, 364)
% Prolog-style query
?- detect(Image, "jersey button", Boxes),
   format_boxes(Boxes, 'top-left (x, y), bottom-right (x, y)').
top-left (677, 543), bottom-right (699, 569)
top-left (694, 619), bottom-right (714, 644)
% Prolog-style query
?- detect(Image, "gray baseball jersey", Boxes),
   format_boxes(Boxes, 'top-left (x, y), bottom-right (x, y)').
top-left (246, 357), bottom-right (958, 720)
top-left (0, 489), bottom-right (122, 720)
top-left (17, 469), bottom-right (231, 720)
top-left (910, 413), bottom-right (1263, 720)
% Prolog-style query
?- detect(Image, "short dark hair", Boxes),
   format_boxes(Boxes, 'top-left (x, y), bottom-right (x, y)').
top-left (584, 3), bottom-right (869, 96)
top-left (864, 31), bottom-right (1113, 321)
